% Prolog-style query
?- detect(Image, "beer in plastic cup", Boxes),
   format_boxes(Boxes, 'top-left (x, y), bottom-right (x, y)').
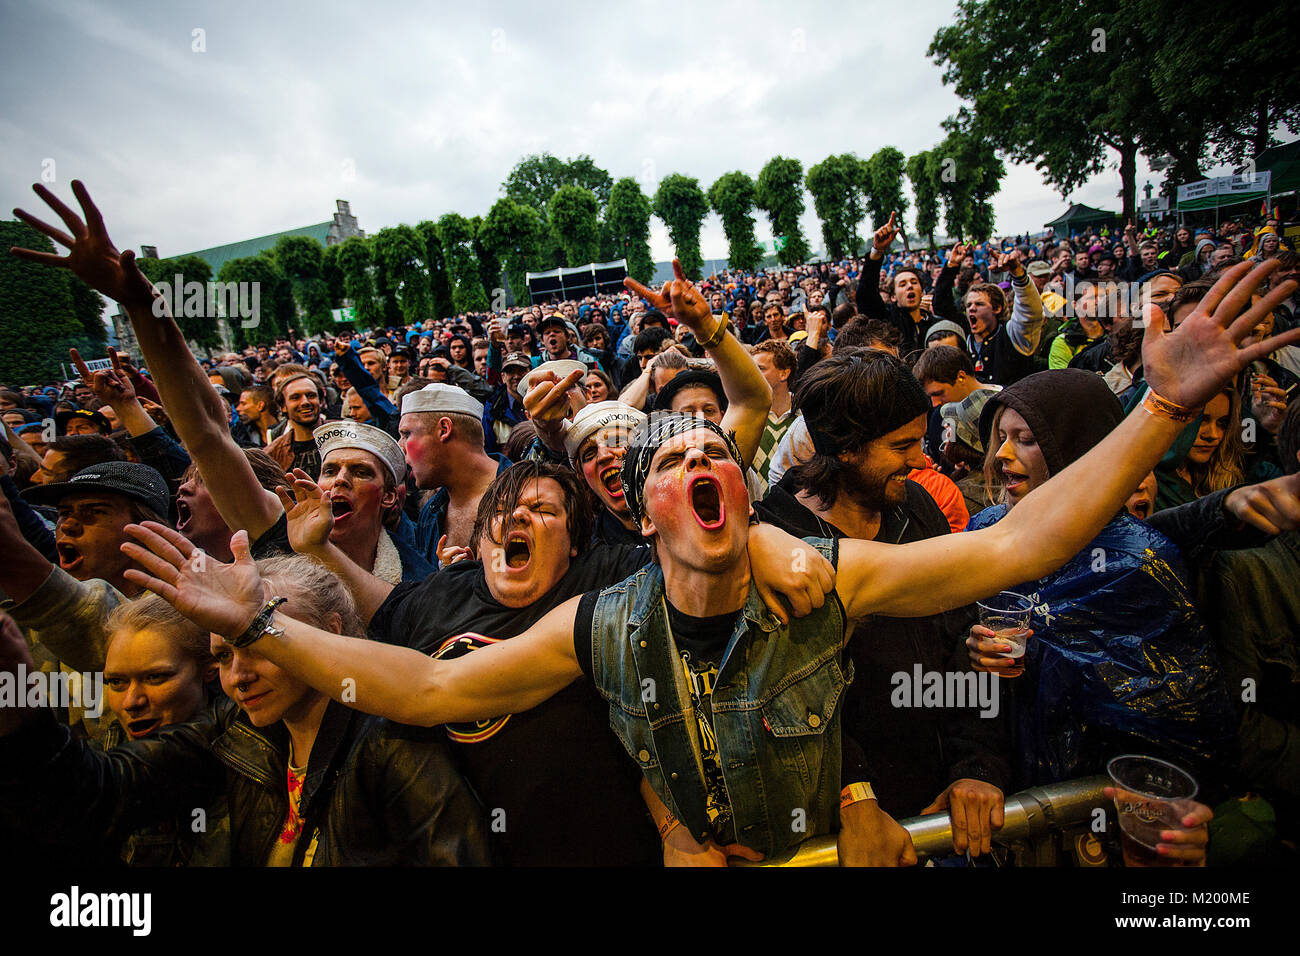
top-left (1107, 754), bottom-right (1199, 867)
top-left (976, 590), bottom-right (1034, 668)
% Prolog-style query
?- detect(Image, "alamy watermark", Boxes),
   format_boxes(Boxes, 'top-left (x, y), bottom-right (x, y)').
top-left (0, 663), bottom-right (102, 718)
top-left (890, 664), bottom-right (999, 718)
top-left (150, 275), bottom-right (261, 328)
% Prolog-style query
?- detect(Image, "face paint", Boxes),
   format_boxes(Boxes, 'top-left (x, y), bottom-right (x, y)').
top-left (642, 428), bottom-right (751, 572)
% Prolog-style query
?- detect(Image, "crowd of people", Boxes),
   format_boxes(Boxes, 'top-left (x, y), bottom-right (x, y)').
top-left (2, 178), bottom-right (1299, 868)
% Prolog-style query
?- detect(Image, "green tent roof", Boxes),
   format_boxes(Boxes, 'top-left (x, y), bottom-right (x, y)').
top-left (178, 221), bottom-right (333, 275)
top-left (1043, 203), bottom-right (1120, 233)
top-left (1256, 139), bottom-right (1300, 196)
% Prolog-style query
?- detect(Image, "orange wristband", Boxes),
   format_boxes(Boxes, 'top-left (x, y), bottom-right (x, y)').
top-left (840, 782), bottom-right (877, 809)
top-left (1141, 389), bottom-right (1197, 425)
top-left (658, 813), bottom-right (681, 842)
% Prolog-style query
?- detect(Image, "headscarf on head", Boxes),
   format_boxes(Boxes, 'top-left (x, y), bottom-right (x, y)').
top-left (979, 368), bottom-right (1124, 476)
top-left (621, 412), bottom-right (743, 526)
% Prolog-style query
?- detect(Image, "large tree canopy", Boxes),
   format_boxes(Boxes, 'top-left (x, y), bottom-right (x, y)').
top-left (0, 221), bottom-right (92, 384)
top-left (928, 0), bottom-right (1219, 223)
top-left (906, 150), bottom-right (942, 248)
top-left (547, 185), bottom-right (601, 268)
top-left (479, 196), bottom-right (545, 305)
top-left (336, 237), bottom-right (379, 329)
top-left (863, 146), bottom-right (910, 242)
top-left (805, 155), bottom-right (868, 260)
top-left (136, 253), bottom-right (221, 349)
top-left (605, 177), bottom-right (655, 284)
top-left (756, 156), bottom-right (811, 266)
top-left (435, 214), bottom-right (489, 314)
top-left (272, 236), bottom-right (332, 336)
top-left (708, 171), bottom-right (763, 272)
top-left (653, 174), bottom-right (709, 280)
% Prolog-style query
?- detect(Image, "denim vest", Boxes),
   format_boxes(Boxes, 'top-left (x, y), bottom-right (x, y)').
top-left (588, 539), bottom-right (849, 859)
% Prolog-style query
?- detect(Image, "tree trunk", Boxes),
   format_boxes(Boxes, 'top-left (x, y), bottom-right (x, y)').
top-left (1119, 139), bottom-right (1137, 224)
top-left (1253, 100), bottom-right (1270, 158)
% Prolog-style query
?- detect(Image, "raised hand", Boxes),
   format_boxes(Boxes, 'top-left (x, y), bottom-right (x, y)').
top-left (275, 469), bottom-right (335, 555)
top-left (1142, 260), bottom-right (1300, 411)
top-left (991, 249), bottom-right (1024, 276)
top-left (121, 522), bottom-right (266, 639)
top-left (70, 346), bottom-right (136, 409)
top-left (10, 181), bottom-right (155, 309)
top-left (523, 368), bottom-right (586, 424)
top-left (946, 242), bottom-right (969, 269)
top-left (871, 211), bottom-right (900, 256)
top-left (436, 534), bottom-right (473, 566)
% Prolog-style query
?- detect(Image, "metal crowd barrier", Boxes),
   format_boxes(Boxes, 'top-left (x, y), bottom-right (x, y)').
top-left (737, 775), bottom-right (1110, 866)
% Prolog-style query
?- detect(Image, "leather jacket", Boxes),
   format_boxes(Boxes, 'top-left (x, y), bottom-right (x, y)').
top-left (0, 697), bottom-right (492, 866)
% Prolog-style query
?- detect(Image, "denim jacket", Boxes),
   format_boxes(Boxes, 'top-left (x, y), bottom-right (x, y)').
top-left (587, 539), bottom-right (848, 859)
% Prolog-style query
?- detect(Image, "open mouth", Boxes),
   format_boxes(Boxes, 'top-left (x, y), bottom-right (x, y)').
top-left (56, 541), bottom-right (83, 573)
top-left (1002, 469), bottom-right (1028, 493)
top-left (126, 717), bottom-right (161, 738)
top-left (688, 475), bottom-right (725, 531)
top-left (1130, 499), bottom-right (1152, 519)
top-left (175, 497), bottom-right (193, 532)
top-left (330, 497), bottom-right (354, 519)
top-left (504, 533), bottom-right (531, 570)
top-left (599, 466), bottom-right (624, 499)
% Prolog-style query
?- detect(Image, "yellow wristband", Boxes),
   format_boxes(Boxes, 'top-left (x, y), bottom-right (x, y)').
top-left (697, 317), bottom-right (728, 350)
top-left (1141, 389), bottom-right (1197, 425)
top-left (840, 782), bottom-right (877, 809)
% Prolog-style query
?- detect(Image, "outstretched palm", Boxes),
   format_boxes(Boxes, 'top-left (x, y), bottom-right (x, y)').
top-left (1142, 260), bottom-right (1300, 410)
top-left (277, 470), bottom-right (335, 554)
top-left (10, 181), bottom-right (155, 308)
top-left (121, 522), bottom-right (266, 638)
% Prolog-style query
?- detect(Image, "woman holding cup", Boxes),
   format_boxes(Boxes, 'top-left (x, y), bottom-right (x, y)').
top-left (963, 369), bottom-right (1238, 798)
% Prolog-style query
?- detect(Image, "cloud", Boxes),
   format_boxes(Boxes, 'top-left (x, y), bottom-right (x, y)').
top-left (0, 0), bottom-right (1178, 269)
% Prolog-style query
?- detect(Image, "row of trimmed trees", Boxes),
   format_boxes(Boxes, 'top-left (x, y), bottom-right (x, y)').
top-left (5, 144), bottom-right (1007, 371)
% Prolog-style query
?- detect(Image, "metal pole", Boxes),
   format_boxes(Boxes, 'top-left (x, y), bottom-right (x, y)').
top-left (736, 775), bottom-right (1111, 867)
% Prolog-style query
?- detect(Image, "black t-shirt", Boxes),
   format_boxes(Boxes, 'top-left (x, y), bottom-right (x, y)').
top-left (574, 593), bottom-right (743, 846)
top-left (371, 544), bottom-right (659, 866)
top-left (290, 438), bottom-right (321, 480)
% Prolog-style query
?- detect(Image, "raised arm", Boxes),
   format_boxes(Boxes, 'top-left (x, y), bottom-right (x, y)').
top-left (275, 470), bottom-right (395, 624)
top-left (994, 250), bottom-right (1045, 356)
top-left (836, 260), bottom-right (1300, 620)
top-left (10, 181), bottom-right (282, 541)
top-left (120, 524), bottom-right (584, 727)
top-left (626, 259), bottom-right (772, 467)
top-left (855, 214), bottom-right (894, 322)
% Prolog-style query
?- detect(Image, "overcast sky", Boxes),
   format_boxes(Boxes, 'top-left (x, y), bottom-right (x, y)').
top-left (2, 0), bottom-right (1188, 266)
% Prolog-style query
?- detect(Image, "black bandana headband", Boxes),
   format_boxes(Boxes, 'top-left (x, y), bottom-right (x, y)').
top-left (621, 412), bottom-right (744, 527)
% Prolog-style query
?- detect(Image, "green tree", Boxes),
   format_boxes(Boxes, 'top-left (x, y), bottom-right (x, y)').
top-left (606, 177), bottom-right (655, 285)
top-left (480, 197), bottom-right (545, 307)
top-left (804, 155), bottom-right (868, 260)
top-left (414, 222), bottom-right (455, 322)
top-left (547, 185), bottom-right (600, 268)
top-left (1138, 1), bottom-right (1298, 168)
top-left (217, 254), bottom-right (293, 349)
top-left (906, 150), bottom-right (941, 248)
top-left (336, 237), bottom-right (379, 329)
top-left (863, 146), bottom-right (910, 240)
top-left (372, 225), bottom-right (433, 326)
top-left (503, 152), bottom-right (613, 212)
top-left (653, 174), bottom-right (709, 280)
top-left (470, 215), bottom-right (503, 307)
top-left (436, 213), bottom-right (490, 314)
top-left (0, 221), bottom-right (87, 384)
top-left (321, 243), bottom-right (345, 307)
top-left (932, 130), bottom-right (1005, 241)
top-left (135, 253), bottom-right (222, 349)
top-left (929, 0), bottom-right (1208, 224)
top-left (707, 171), bottom-right (763, 271)
top-left (272, 236), bottom-right (332, 336)
top-left (755, 157), bottom-right (811, 266)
